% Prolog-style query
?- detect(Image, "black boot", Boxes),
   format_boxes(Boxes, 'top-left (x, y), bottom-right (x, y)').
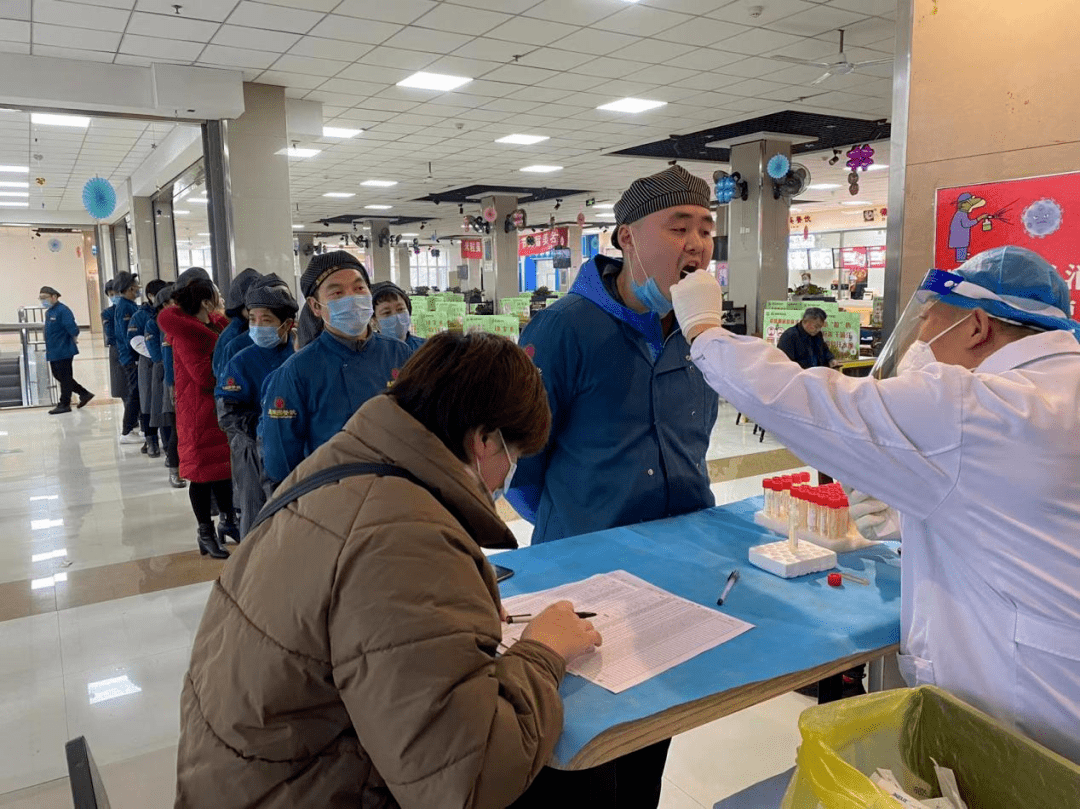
top-left (147, 435), bottom-right (161, 458)
top-left (169, 468), bottom-right (187, 489)
top-left (140, 441), bottom-right (148, 454)
top-left (197, 524), bottom-right (229, 559)
top-left (217, 516), bottom-right (241, 545)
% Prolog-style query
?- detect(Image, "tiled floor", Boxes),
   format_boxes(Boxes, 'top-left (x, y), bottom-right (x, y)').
top-left (0, 349), bottom-right (815, 809)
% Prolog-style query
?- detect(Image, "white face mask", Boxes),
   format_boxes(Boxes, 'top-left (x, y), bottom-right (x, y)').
top-left (897, 313), bottom-right (973, 375)
top-left (475, 430), bottom-right (516, 502)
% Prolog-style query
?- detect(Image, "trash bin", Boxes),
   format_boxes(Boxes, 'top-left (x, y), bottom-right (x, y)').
top-left (781, 686), bottom-right (1080, 809)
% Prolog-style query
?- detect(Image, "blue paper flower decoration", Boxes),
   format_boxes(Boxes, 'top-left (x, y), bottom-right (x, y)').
top-left (82, 177), bottom-right (116, 219)
top-left (766, 154), bottom-right (790, 180)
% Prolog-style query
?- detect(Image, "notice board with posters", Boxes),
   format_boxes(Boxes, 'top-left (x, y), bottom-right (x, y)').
top-left (762, 306), bottom-right (862, 362)
top-left (935, 172), bottom-right (1080, 320)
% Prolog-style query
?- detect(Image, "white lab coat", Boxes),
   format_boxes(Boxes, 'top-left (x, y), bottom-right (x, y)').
top-left (691, 328), bottom-right (1080, 763)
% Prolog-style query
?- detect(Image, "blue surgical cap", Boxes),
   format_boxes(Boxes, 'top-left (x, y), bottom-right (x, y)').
top-left (944, 246), bottom-right (1080, 340)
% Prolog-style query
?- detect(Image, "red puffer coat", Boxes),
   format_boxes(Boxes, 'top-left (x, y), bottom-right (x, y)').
top-left (158, 306), bottom-right (231, 483)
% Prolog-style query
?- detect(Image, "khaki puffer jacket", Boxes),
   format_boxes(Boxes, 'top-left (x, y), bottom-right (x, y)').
top-left (175, 395), bottom-right (566, 809)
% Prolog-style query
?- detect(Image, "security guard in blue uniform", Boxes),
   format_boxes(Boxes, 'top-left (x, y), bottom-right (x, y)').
top-left (211, 267), bottom-right (262, 381)
top-left (39, 285), bottom-right (93, 414)
top-left (372, 281), bottom-right (425, 351)
top-left (216, 277), bottom-right (298, 535)
top-left (112, 271), bottom-right (143, 442)
top-left (259, 251), bottom-right (415, 486)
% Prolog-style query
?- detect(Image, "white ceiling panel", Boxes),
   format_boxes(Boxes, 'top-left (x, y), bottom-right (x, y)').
top-left (333, 0), bottom-right (437, 24)
top-left (287, 35), bottom-right (369, 61)
top-left (412, 4), bottom-right (511, 36)
top-left (120, 33), bottom-right (206, 61)
top-left (335, 63), bottom-right (414, 84)
top-left (32, 43), bottom-right (115, 61)
top-left (136, 0), bottom-right (234, 20)
top-left (767, 6), bottom-right (868, 37)
top-left (211, 25), bottom-right (301, 53)
top-left (306, 15), bottom-right (402, 44)
top-left (603, 5), bottom-right (692, 36)
top-left (254, 69), bottom-right (324, 89)
top-left (33, 0), bottom-right (129, 30)
top-left (226, 1), bottom-right (323, 32)
top-left (379, 26), bottom-right (472, 54)
top-left (484, 16), bottom-right (580, 47)
top-left (358, 45), bottom-right (439, 71)
top-left (126, 10), bottom-right (219, 41)
top-left (199, 44), bottom-right (279, 70)
top-left (652, 17), bottom-right (750, 46)
top-left (716, 55), bottom-right (789, 79)
top-left (707, 0), bottom-right (818, 26)
top-left (32, 23), bottom-right (122, 51)
top-left (450, 37), bottom-right (528, 63)
top-left (0, 0), bottom-right (31, 20)
top-left (513, 47), bottom-right (593, 72)
top-left (260, 0), bottom-right (337, 9)
top-left (718, 26), bottom-right (807, 55)
top-left (638, 0), bottom-right (731, 12)
top-left (662, 48), bottom-right (746, 71)
top-left (523, 0), bottom-right (624, 26)
top-left (271, 53), bottom-right (350, 76)
top-left (554, 27), bottom-right (640, 55)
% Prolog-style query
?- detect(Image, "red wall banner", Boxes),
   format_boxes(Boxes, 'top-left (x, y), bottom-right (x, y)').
top-left (519, 227), bottom-right (567, 257)
top-left (460, 238), bottom-right (482, 260)
top-left (935, 173), bottom-right (1080, 320)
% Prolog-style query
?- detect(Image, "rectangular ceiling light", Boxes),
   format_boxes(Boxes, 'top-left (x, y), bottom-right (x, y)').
top-left (173, 210), bottom-right (190, 215)
top-left (520, 165), bottom-right (562, 173)
top-left (0, 192), bottom-right (28, 197)
top-left (361, 180), bottom-right (397, 187)
top-left (397, 72), bottom-right (472, 92)
top-left (0, 202), bottom-right (29, 208)
top-left (840, 201), bottom-right (869, 206)
top-left (593, 203), bottom-right (615, 208)
top-left (0, 181), bottom-right (28, 188)
top-left (323, 192), bottom-right (355, 198)
top-left (323, 126), bottom-right (363, 138)
top-left (278, 147), bottom-right (321, 158)
top-left (364, 204), bottom-right (392, 210)
top-left (188, 198), bottom-right (208, 204)
top-left (0, 165), bottom-right (28, 173)
top-left (597, 98), bottom-right (667, 113)
top-left (292, 224), bottom-right (304, 229)
top-left (867, 164), bottom-right (889, 171)
top-left (399, 232), bottom-right (418, 237)
top-left (808, 183), bottom-right (841, 190)
top-left (31, 112), bottom-right (90, 128)
top-left (496, 134), bottom-right (549, 145)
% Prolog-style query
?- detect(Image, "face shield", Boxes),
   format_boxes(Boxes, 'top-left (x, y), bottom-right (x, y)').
top-left (871, 267), bottom-right (1074, 378)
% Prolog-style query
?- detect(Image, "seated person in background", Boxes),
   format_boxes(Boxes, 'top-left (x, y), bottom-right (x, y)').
top-left (258, 251), bottom-right (415, 487)
top-left (175, 332), bottom-right (601, 809)
top-left (777, 307), bottom-right (842, 369)
top-left (372, 281), bottom-right (425, 350)
top-left (216, 279), bottom-right (298, 536)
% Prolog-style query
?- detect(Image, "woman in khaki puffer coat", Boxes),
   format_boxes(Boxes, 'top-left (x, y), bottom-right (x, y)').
top-left (175, 332), bottom-right (601, 809)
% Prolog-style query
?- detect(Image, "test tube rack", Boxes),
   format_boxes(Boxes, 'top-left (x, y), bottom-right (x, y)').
top-left (749, 540), bottom-right (837, 579)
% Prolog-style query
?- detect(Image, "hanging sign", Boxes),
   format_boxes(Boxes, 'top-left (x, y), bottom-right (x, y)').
top-left (461, 238), bottom-right (483, 260)
top-left (519, 227), bottom-right (568, 257)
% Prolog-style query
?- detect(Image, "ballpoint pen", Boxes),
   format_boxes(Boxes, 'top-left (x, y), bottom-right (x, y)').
top-left (504, 611), bottom-right (596, 624)
top-left (717, 569), bottom-right (740, 606)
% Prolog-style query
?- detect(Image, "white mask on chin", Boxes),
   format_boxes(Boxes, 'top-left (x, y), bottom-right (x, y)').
top-left (897, 313), bottom-right (973, 375)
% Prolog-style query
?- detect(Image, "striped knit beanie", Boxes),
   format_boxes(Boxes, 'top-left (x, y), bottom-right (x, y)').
top-left (612, 164), bottom-right (711, 249)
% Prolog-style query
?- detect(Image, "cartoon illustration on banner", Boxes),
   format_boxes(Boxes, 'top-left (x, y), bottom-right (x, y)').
top-left (935, 173), bottom-right (1079, 320)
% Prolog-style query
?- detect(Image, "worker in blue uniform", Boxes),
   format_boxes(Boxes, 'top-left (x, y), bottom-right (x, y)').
top-left (259, 251), bottom-right (415, 487)
top-left (128, 279), bottom-right (167, 457)
top-left (211, 267), bottom-right (262, 381)
top-left (214, 273), bottom-right (289, 373)
top-left (505, 165), bottom-right (719, 809)
top-left (39, 285), bottom-right (93, 414)
top-left (101, 279), bottom-right (127, 400)
top-left (112, 271), bottom-right (143, 443)
top-left (372, 281), bottom-right (425, 351)
top-left (216, 277), bottom-right (298, 535)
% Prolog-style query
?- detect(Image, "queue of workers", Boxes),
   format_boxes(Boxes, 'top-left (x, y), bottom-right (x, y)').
top-left (44, 162), bottom-right (1080, 808)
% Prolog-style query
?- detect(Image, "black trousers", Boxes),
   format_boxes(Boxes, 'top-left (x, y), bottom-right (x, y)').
top-left (48, 359), bottom-right (90, 406)
top-left (161, 423), bottom-right (180, 469)
top-left (188, 480), bottom-right (234, 527)
top-left (508, 739), bottom-right (670, 809)
top-left (121, 362), bottom-right (141, 434)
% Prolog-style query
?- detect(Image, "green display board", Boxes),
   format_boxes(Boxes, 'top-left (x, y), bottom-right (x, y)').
top-left (412, 310), bottom-right (450, 339)
top-left (463, 314), bottom-right (520, 343)
top-left (762, 307), bottom-right (862, 362)
top-left (500, 297), bottom-right (532, 317)
top-left (434, 300), bottom-right (467, 327)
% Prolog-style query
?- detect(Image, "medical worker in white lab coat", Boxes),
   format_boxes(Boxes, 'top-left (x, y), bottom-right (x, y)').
top-left (671, 246), bottom-right (1080, 763)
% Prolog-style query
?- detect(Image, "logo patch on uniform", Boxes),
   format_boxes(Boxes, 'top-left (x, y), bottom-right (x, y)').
top-left (386, 368), bottom-right (400, 388)
top-left (221, 376), bottom-right (242, 392)
top-left (267, 396), bottom-right (297, 419)
top-left (524, 344), bottom-right (536, 359)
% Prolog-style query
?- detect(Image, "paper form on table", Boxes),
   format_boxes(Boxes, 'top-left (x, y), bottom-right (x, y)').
top-left (500, 570), bottom-right (754, 693)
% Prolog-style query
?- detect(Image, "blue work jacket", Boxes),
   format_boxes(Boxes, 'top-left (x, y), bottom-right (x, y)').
top-left (212, 315), bottom-right (248, 380)
top-left (101, 305), bottom-right (115, 347)
top-left (405, 333), bottom-right (426, 352)
top-left (127, 303), bottom-right (154, 353)
top-left (144, 312), bottom-right (163, 364)
top-left (258, 329), bottom-right (415, 484)
top-left (506, 256), bottom-right (718, 545)
top-left (217, 341), bottom-right (294, 413)
top-left (113, 297), bottom-right (139, 366)
top-left (43, 302), bottom-right (79, 362)
top-left (216, 330), bottom-right (253, 377)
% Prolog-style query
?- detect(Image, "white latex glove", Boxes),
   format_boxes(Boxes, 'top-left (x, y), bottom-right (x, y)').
top-left (671, 271), bottom-right (724, 339)
top-left (845, 486), bottom-right (902, 541)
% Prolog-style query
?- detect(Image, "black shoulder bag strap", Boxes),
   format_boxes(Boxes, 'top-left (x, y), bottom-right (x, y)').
top-left (247, 462), bottom-right (466, 537)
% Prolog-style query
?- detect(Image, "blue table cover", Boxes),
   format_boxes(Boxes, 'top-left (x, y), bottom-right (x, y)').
top-left (497, 496), bottom-right (902, 766)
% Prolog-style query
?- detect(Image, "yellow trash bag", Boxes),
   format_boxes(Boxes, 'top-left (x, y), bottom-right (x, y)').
top-left (781, 686), bottom-right (1080, 809)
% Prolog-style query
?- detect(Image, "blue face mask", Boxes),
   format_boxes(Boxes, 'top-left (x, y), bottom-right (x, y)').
top-left (109, 296), bottom-right (121, 307)
top-left (377, 312), bottom-right (411, 341)
top-left (249, 324), bottom-right (284, 349)
top-left (326, 294), bottom-right (373, 337)
top-left (40, 298), bottom-right (54, 309)
top-left (625, 229), bottom-right (673, 317)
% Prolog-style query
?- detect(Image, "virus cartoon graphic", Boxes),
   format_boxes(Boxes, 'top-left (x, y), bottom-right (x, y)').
top-left (1022, 198), bottom-right (1063, 239)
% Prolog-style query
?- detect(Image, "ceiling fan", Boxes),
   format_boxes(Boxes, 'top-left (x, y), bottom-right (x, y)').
top-left (771, 29), bottom-right (892, 85)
